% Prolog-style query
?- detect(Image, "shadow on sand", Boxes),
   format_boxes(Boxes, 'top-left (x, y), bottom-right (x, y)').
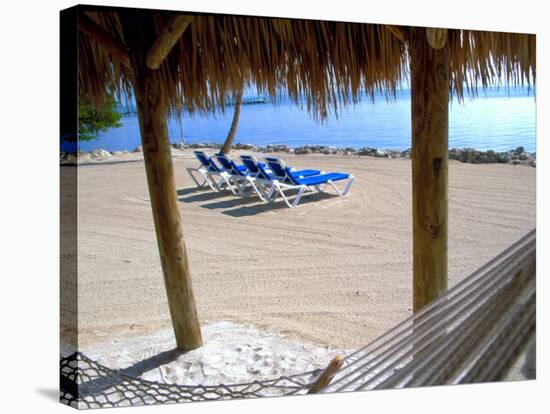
top-left (62, 349), bottom-right (185, 398)
top-left (177, 186), bottom-right (337, 216)
top-left (178, 191), bottom-right (230, 203)
top-left (120, 348), bottom-right (184, 378)
top-left (176, 187), bottom-right (210, 197)
top-left (220, 192), bottom-right (334, 217)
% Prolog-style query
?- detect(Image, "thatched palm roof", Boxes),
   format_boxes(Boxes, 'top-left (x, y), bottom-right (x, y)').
top-left (78, 6), bottom-right (535, 119)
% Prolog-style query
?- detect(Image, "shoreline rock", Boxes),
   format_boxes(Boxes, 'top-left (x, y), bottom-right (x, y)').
top-left (61, 144), bottom-right (536, 167)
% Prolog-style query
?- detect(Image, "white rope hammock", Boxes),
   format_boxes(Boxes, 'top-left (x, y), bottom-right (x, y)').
top-left (320, 229), bottom-right (536, 393)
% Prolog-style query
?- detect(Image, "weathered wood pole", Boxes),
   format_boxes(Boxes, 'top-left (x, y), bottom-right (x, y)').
top-left (410, 27), bottom-right (449, 312)
top-left (220, 90), bottom-right (244, 155)
top-left (123, 13), bottom-right (203, 350)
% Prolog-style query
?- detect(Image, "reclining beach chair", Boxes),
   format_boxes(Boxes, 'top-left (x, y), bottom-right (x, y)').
top-left (263, 156), bottom-right (354, 208)
top-left (188, 150), bottom-right (241, 194)
top-left (238, 154), bottom-right (277, 196)
top-left (214, 153), bottom-right (269, 200)
top-left (240, 154), bottom-right (321, 180)
top-left (239, 154), bottom-right (321, 200)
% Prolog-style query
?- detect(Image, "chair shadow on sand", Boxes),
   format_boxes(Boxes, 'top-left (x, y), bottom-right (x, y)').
top-left (176, 187), bottom-right (229, 203)
top-left (178, 186), bottom-right (335, 217)
top-left (176, 187), bottom-right (211, 197)
top-left (221, 192), bottom-right (334, 217)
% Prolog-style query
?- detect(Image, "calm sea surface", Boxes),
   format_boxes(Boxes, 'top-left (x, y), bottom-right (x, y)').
top-left (74, 88), bottom-right (536, 153)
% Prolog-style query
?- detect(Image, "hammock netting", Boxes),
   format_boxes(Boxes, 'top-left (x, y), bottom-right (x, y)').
top-left (60, 352), bottom-right (320, 408)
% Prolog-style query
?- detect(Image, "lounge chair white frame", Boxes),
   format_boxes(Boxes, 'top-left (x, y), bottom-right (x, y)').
top-left (214, 153), bottom-right (269, 201)
top-left (264, 157), bottom-right (354, 208)
top-left (238, 154), bottom-right (280, 200)
top-left (188, 151), bottom-right (240, 195)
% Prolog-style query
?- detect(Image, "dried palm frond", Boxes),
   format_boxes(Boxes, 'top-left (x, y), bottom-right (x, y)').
top-left (77, 6), bottom-right (535, 119)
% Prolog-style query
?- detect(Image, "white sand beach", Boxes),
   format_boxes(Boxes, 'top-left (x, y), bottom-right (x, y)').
top-left (61, 149), bottom-right (536, 357)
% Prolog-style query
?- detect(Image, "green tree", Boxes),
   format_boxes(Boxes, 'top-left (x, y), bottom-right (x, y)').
top-left (76, 97), bottom-right (123, 141)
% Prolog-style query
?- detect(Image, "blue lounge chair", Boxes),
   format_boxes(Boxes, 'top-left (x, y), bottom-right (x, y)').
top-left (188, 150), bottom-right (241, 194)
top-left (214, 153), bottom-right (269, 200)
top-left (239, 154), bottom-right (278, 197)
top-left (239, 154), bottom-right (323, 201)
top-left (240, 154), bottom-right (273, 180)
top-left (240, 154), bottom-right (320, 180)
top-left (263, 156), bottom-right (354, 208)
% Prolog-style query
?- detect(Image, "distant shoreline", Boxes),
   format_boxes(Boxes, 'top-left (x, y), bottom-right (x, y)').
top-left (61, 143), bottom-right (536, 167)
top-left (67, 85), bottom-right (535, 155)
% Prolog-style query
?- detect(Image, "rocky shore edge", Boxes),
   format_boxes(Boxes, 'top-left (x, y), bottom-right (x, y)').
top-left (61, 143), bottom-right (536, 167)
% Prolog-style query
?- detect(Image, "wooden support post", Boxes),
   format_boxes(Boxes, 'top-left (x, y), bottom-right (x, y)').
top-left (123, 13), bottom-right (203, 350)
top-left (132, 64), bottom-right (203, 350)
top-left (410, 27), bottom-right (449, 312)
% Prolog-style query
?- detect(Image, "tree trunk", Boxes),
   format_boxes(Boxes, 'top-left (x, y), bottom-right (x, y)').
top-left (220, 90), bottom-right (243, 154)
top-left (410, 27), bottom-right (449, 312)
top-left (122, 13), bottom-right (203, 350)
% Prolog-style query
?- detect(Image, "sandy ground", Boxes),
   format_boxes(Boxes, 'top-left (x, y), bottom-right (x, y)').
top-left (61, 149), bottom-right (536, 357)
top-left (74, 321), bottom-right (347, 389)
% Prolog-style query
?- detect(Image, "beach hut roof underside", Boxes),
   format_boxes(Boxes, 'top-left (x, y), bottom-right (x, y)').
top-left (78, 6), bottom-right (535, 120)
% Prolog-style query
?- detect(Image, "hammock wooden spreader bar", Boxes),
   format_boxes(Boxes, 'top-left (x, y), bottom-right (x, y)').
top-left (307, 355), bottom-right (345, 394)
top-left (319, 229), bottom-right (536, 393)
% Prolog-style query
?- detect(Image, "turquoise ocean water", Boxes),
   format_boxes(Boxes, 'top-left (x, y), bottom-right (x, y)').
top-left (72, 88), bottom-right (536, 153)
